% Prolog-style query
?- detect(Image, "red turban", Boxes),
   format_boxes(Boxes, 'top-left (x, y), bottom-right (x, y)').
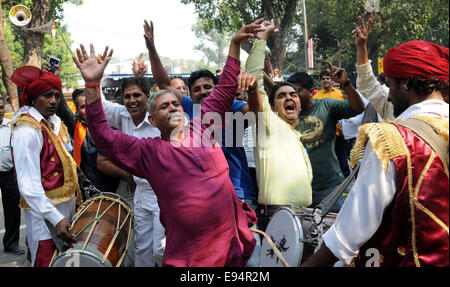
top-left (11, 66), bottom-right (62, 106)
top-left (384, 40), bottom-right (449, 83)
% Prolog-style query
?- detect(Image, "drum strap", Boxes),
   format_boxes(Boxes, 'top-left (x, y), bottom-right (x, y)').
top-left (315, 161), bottom-right (361, 219)
top-left (77, 166), bottom-right (101, 200)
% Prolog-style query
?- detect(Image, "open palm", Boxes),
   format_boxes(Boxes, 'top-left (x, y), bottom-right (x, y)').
top-left (73, 44), bottom-right (113, 83)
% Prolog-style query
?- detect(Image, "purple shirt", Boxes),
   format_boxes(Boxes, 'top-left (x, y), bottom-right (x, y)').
top-left (86, 56), bottom-right (256, 267)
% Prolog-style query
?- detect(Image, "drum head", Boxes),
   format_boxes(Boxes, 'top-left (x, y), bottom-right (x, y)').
top-left (88, 191), bottom-right (133, 210)
top-left (260, 207), bottom-right (304, 267)
top-left (51, 249), bottom-right (112, 267)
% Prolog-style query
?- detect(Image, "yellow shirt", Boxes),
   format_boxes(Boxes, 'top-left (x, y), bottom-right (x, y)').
top-left (245, 40), bottom-right (313, 206)
top-left (314, 88), bottom-right (344, 135)
top-left (313, 88), bottom-right (345, 101)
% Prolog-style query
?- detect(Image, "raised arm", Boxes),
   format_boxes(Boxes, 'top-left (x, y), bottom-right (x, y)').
top-left (244, 19), bottom-right (279, 113)
top-left (326, 60), bottom-right (365, 114)
top-left (132, 53), bottom-right (148, 78)
top-left (239, 73), bottom-right (261, 117)
top-left (143, 20), bottom-right (183, 102)
top-left (353, 15), bottom-right (372, 66)
top-left (200, 19), bottom-right (264, 125)
top-left (73, 44), bottom-right (151, 179)
top-left (353, 16), bottom-right (393, 120)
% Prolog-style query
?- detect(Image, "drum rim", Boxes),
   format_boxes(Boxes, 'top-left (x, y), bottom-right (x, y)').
top-left (89, 192), bottom-right (132, 209)
top-left (260, 207), bottom-right (304, 267)
top-left (51, 249), bottom-right (112, 267)
top-left (75, 192), bottom-right (135, 223)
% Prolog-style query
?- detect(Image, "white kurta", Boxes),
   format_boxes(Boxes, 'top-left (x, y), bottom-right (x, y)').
top-left (11, 107), bottom-right (76, 266)
top-left (356, 61), bottom-right (393, 120)
top-left (338, 90), bottom-right (382, 140)
top-left (0, 118), bottom-right (13, 172)
top-left (324, 99), bottom-right (449, 265)
top-left (101, 97), bottom-right (165, 266)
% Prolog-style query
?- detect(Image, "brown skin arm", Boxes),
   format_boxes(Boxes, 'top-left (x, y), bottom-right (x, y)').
top-left (97, 154), bottom-right (136, 193)
top-left (263, 71), bottom-right (275, 96)
top-left (143, 20), bottom-right (183, 102)
top-left (228, 18), bottom-right (265, 61)
top-left (132, 53), bottom-right (148, 78)
top-left (353, 16), bottom-right (372, 66)
top-left (326, 60), bottom-right (365, 114)
top-left (301, 243), bottom-right (340, 267)
top-left (241, 73), bottom-right (262, 118)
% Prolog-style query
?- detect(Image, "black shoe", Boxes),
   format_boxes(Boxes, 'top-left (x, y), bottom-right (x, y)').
top-left (4, 247), bottom-right (25, 255)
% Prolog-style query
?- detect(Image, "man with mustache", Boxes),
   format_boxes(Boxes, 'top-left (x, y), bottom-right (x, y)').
top-left (10, 66), bottom-right (81, 267)
top-left (286, 64), bottom-right (365, 213)
top-left (244, 20), bottom-right (314, 231)
top-left (302, 35), bottom-right (449, 267)
top-left (144, 21), bottom-right (258, 236)
top-left (74, 20), bottom-right (264, 266)
top-left (99, 76), bottom-right (165, 267)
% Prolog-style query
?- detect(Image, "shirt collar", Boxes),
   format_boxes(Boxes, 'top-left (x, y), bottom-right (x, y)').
top-left (0, 118), bottom-right (10, 127)
top-left (29, 107), bottom-right (61, 134)
top-left (396, 99), bottom-right (449, 121)
top-left (121, 110), bottom-right (154, 128)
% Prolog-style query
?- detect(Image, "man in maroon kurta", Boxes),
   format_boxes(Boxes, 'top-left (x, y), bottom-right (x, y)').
top-left (74, 20), bottom-right (265, 266)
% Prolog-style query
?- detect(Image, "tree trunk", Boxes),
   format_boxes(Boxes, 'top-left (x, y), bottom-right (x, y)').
top-left (262, 0), bottom-right (298, 71)
top-left (0, 0), bottom-right (19, 111)
top-left (22, 0), bottom-right (52, 67)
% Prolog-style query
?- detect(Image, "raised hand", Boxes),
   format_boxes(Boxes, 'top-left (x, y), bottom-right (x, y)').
top-left (132, 53), bottom-right (148, 78)
top-left (96, 46), bottom-right (111, 64)
top-left (231, 18), bottom-right (265, 45)
top-left (73, 44), bottom-right (113, 84)
top-left (325, 60), bottom-right (348, 86)
top-left (352, 15), bottom-right (372, 48)
top-left (237, 72), bottom-right (258, 93)
top-left (143, 20), bottom-right (155, 51)
top-left (256, 19), bottom-right (280, 41)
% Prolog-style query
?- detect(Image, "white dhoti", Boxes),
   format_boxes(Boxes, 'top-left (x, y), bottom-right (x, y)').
top-left (133, 189), bottom-right (166, 267)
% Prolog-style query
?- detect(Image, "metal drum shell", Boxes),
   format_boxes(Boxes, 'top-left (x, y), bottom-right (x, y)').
top-left (260, 206), bottom-right (337, 267)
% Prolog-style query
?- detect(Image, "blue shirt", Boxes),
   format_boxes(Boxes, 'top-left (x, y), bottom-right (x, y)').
top-left (182, 95), bottom-right (255, 200)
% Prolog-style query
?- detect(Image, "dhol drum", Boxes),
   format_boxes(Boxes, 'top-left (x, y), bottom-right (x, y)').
top-left (260, 206), bottom-right (337, 267)
top-left (50, 192), bottom-right (135, 267)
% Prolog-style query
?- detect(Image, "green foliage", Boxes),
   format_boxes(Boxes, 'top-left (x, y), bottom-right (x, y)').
top-left (1, 0), bottom-right (83, 94)
top-left (139, 53), bottom-right (209, 74)
top-left (182, 0), bottom-right (449, 81)
top-left (192, 19), bottom-right (232, 70)
top-left (42, 24), bottom-right (79, 89)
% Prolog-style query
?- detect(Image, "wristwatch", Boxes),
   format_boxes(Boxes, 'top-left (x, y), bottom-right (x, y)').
top-left (342, 79), bottom-right (351, 88)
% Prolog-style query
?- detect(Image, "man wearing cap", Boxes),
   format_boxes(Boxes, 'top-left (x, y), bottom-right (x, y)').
top-left (302, 30), bottom-right (449, 266)
top-left (10, 66), bottom-right (81, 267)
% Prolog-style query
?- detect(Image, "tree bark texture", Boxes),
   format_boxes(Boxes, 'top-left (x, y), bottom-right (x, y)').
top-left (22, 0), bottom-right (52, 68)
top-left (262, 0), bottom-right (298, 71)
top-left (0, 0), bottom-right (19, 111)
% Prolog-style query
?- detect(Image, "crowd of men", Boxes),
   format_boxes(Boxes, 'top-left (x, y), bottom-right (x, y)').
top-left (0, 15), bottom-right (448, 267)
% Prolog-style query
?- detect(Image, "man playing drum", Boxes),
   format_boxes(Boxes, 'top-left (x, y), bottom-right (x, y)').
top-left (73, 20), bottom-right (265, 266)
top-left (302, 34), bottom-right (449, 266)
top-left (10, 66), bottom-right (81, 267)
